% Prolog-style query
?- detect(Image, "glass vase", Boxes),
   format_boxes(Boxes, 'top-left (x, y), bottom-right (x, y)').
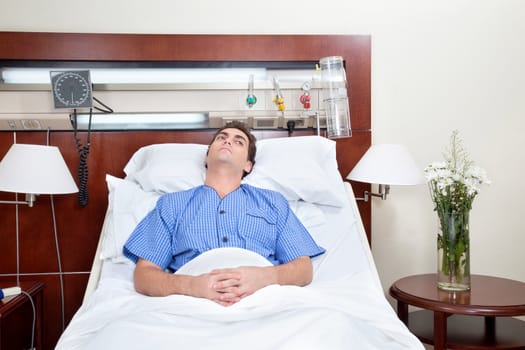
top-left (437, 210), bottom-right (470, 291)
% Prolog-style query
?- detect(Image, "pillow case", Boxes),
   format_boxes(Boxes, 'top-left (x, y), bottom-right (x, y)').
top-left (124, 135), bottom-right (346, 207)
top-left (101, 175), bottom-right (160, 262)
top-left (243, 136), bottom-right (346, 207)
top-left (288, 200), bottom-right (326, 228)
top-left (124, 143), bottom-right (207, 193)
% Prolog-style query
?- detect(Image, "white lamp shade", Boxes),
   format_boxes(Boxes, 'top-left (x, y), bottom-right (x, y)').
top-left (0, 144), bottom-right (79, 194)
top-left (347, 144), bottom-right (424, 185)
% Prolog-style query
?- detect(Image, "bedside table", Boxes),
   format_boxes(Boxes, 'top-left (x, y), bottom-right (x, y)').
top-left (389, 274), bottom-right (525, 350)
top-left (0, 281), bottom-right (44, 350)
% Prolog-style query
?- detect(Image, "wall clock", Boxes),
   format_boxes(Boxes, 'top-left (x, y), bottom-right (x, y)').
top-left (50, 70), bottom-right (93, 109)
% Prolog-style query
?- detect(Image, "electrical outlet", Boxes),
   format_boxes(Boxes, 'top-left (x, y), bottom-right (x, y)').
top-left (283, 116), bottom-right (309, 129)
top-left (221, 116), bottom-right (251, 128)
top-left (7, 120), bottom-right (17, 129)
top-left (252, 117), bottom-right (278, 129)
top-left (21, 119), bottom-right (42, 130)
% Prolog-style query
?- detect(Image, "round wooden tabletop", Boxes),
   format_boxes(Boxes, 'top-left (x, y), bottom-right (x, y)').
top-left (389, 274), bottom-right (525, 317)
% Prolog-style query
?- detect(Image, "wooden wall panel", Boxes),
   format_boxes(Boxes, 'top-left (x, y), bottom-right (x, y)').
top-left (0, 32), bottom-right (371, 350)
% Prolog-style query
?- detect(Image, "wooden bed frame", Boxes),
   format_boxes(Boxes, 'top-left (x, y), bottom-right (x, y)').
top-left (0, 32), bottom-right (371, 350)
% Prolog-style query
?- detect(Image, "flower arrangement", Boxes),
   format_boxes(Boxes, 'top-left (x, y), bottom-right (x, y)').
top-left (424, 130), bottom-right (490, 290)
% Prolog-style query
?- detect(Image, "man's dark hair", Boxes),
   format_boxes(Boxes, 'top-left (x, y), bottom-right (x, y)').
top-left (209, 121), bottom-right (257, 178)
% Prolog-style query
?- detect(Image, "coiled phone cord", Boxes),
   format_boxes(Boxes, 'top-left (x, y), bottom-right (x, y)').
top-left (72, 96), bottom-right (113, 207)
top-left (73, 108), bottom-right (91, 207)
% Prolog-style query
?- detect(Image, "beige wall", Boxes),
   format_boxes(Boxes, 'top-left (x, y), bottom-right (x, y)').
top-left (1, 0), bottom-right (524, 299)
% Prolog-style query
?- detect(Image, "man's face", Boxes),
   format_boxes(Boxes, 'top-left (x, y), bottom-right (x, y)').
top-left (207, 128), bottom-right (253, 175)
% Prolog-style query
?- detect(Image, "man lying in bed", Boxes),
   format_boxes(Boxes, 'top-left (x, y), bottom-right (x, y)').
top-left (123, 121), bottom-right (325, 306)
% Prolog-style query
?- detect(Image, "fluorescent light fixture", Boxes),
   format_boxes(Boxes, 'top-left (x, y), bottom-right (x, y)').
top-left (0, 67), bottom-right (322, 85)
top-left (1, 67), bottom-right (265, 84)
top-left (72, 112), bottom-right (209, 130)
top-left (91, 68), bottom-right (268, 84)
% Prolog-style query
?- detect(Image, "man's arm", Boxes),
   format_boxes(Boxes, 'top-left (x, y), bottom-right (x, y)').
top-left (210, 256), bottom-right (313, 301)
top-left (273, 255), bottom-right (313, 286)
top-left (133, 256), bottom-right (313, 306)
top-left (133, 258), bottom-right (244, 306)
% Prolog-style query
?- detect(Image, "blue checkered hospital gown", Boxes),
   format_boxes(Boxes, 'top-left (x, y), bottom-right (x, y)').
top-left (123, 184), bottom-right (325, 271)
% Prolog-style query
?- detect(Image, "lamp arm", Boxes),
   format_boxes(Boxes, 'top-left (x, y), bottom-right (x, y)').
top-left (355, 184), bottom-right (390, 202)
top-left (0, 194), bottom-right (37, 207)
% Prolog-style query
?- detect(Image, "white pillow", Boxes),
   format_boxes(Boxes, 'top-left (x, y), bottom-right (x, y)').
top-left (288, 200), bottom-right (326, 228)
top-left (124, 143), bottom-right (207, 193)
top-left (101, 175), bottom-right (160, 262)
top-left (124, 136), bottom-right (346, 207)
top-left (175, 248), bottom-right (272, 276)
top-left (244, 136), bottom-right (346, 207)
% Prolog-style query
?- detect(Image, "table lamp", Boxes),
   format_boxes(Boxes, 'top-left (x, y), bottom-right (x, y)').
top-left (0, 143), bottom-right (78, 333)
top-left (347, 144), bottom-right (424, 201)
top-left (0, 143), bottom-right (78, 206)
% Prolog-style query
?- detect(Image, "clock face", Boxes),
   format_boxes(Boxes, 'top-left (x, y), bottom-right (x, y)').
top-left (50, 70), bottom-right (93, 109)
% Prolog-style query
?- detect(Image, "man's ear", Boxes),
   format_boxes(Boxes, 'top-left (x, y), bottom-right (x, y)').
top-left (244, 160), bottom-right (253, 175)
top-left (204, 147), bottom-right (210, 169)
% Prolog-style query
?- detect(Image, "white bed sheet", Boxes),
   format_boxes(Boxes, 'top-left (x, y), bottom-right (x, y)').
top-left (57, 182), bottom-right (423, 349)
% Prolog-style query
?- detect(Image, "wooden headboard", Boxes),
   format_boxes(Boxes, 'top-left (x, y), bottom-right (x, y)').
top-left (0, 32), bottom-right (371, 350)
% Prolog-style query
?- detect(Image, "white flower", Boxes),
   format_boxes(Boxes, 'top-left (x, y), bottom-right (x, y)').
top-left (426, 131), bottom-right (490, 215)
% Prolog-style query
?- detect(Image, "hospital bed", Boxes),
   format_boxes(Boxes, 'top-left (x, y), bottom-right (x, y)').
top-left (55, 135), bottom-right (423, 349)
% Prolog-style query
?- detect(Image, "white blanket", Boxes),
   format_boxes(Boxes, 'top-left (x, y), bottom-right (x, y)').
top-left (56, 248), bottom-right (423, 350)
top-left (58, 180), bottom-right (424, 349)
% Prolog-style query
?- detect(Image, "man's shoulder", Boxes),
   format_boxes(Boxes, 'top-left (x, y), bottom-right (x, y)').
top-left (241, 184), bottom-right (287, 202)
top-left (158, 185), bottom-right (204, 203)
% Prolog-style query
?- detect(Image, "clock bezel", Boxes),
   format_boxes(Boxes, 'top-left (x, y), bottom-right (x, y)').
top-left (50, 70), bottom-right (93, 109)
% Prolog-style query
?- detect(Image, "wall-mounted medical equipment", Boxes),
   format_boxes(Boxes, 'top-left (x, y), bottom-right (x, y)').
top-left (272, 77), bottom-right (286, 112)
top-left (300, 81), bottom-right (312, 110)
top-left (49, 70), bottom-right (98, 207)
top-left (50, 70), bottom-right (93, 109)
top-left (0, 60), bottom-right (353, 139)
top-left (319, 56), bottom-right (352, 138)
top-left (246, 74), bottom-right (257, 108)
